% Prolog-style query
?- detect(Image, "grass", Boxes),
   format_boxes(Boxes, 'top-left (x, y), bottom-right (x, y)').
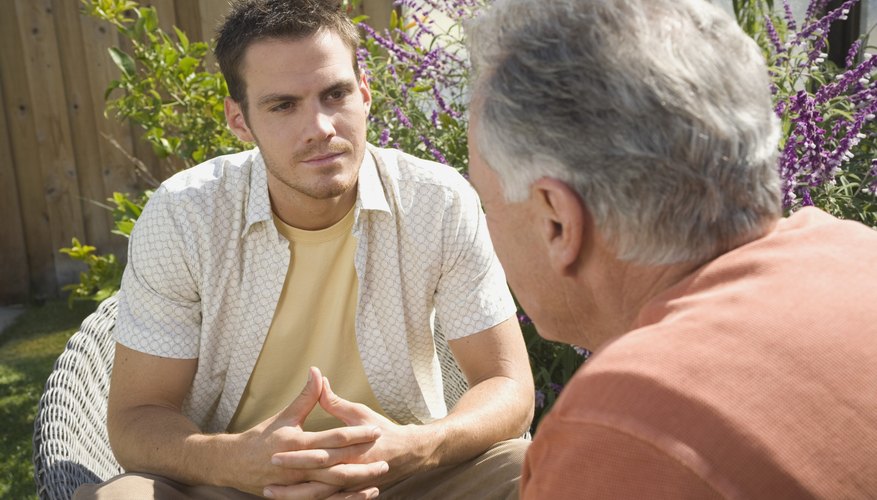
top-left (0, 299), bottom-right (97, 499)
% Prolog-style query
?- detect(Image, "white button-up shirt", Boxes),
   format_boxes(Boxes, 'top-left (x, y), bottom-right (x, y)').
top-left (115, 145), bottom-right (516, 432)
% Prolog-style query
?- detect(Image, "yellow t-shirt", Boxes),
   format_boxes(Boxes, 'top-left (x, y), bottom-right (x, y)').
top-left (228, 206), bottom-right (388, 432)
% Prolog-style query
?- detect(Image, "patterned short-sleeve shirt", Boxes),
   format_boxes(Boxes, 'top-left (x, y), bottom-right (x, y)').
top-left (115, 144), bottom-right (516, 432)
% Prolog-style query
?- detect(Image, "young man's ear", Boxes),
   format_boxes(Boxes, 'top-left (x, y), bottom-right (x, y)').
top-left (359, 72), bottom-right (372, 112)
top-left (225, 97), bottom-right (255, 143)
top-left (530, 178), bottom-right (589, 277)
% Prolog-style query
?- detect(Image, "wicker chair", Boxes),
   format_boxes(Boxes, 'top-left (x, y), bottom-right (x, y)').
top-left (32, 296), bottom-right (123, 500)
top-left (32, 295), bottom-right (469, 499)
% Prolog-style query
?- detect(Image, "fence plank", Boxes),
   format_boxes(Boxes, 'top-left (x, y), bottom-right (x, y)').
top-left (0, 1), bottom-right (55, 298)
top-left (143, 0), bottom-right (179, 33)
top-left (0, 75), bottom-right (31, 303)
top-left (19, 0), bottom-right (89, 288)
top-left (198, 0), bottom-right (232, 68)
top-left (363, 0), bottom-right (394, 31)
top-left (174, 0), bottom-right (204, 41)
top-left (52, 0), bottom-right (114, 255)
top-left (1, 0), bottom-right (88, 299)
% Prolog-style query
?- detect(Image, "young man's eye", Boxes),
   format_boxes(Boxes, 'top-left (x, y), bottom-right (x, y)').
top-left (327, 89), bottom-right (348, 101)
top-left (270, 102), bottom-right (293, 112)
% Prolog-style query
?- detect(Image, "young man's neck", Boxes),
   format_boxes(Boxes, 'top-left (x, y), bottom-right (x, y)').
top-left (270, 185), bottom-right (358, 231)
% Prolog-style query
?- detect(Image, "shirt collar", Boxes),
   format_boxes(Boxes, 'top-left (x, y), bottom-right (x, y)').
top-left (357, 145), bottom-right (391, 215)
top-left (243, 149), bottom-right (272, 238)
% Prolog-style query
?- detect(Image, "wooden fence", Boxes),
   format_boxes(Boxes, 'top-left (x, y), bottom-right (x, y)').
top-left (0, 0), bottom-right (394, 305)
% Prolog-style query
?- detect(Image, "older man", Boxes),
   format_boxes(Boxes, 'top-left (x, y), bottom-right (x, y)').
top-left (466, 0), bottom-right (877, 498)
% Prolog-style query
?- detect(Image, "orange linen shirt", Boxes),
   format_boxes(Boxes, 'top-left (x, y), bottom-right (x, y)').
top-left (523, 208), bottom-right (877, 499)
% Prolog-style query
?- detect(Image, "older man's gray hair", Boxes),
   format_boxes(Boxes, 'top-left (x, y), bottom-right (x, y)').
top-left (467, 0), bottom-right (782, 265)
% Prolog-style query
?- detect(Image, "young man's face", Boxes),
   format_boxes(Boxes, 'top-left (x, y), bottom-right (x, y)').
top-left (227, 30), bottom-right (371, 208)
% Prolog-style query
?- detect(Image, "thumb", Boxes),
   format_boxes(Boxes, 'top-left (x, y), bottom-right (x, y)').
top-left (319, 377), bottom-right (371, 425)
top-left (279, 366), bottom-right (323, 425)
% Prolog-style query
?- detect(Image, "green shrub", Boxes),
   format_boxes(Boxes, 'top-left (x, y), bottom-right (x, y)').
top-left (84, 0), bottom-right (244, 166)
top-left (60, 191), bottom-right (150, 304)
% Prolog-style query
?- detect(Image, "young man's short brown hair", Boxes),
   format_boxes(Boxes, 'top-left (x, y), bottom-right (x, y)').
top-left (214, 0), bottom-right (361, 112)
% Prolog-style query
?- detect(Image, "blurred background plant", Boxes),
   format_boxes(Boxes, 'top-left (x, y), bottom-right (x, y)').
top-left (83, 0), bottom-right (245, 171)
top-left (358, 0), bottom-right (473, 169)
top-left (63, 0), bottom-right (874, 430)
top-left (734, 0), bottom-right (877, 226)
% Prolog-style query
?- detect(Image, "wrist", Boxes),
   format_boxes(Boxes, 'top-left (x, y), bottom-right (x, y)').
top-left (408, 423), bottom-right (445, 470)
top-left (184, 432), bottom-right (241, 489)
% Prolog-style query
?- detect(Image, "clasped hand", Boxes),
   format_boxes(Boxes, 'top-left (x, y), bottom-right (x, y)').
top-left (238, 367), bottom-right (428, 499)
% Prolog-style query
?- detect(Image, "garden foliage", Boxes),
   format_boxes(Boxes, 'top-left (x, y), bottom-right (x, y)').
top-left (734, 0), bottom-right (877, 225)
top-left (64, 0), bottom-right (875, 428)
top-left (83, 0), bottom-right (245, 168)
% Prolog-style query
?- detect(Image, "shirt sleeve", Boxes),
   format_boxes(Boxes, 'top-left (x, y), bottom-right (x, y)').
top-left (433, 179), bottom-right (516, 340)
top-left (114, 186), bottom-right (202, 359)
top-left (522, 415), bottom-right (723, 499)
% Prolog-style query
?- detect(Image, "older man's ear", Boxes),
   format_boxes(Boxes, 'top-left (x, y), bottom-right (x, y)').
top-left (530, 178), bottom-right (590, 278)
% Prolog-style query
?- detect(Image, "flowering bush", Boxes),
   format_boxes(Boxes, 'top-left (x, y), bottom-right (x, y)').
top-left (735, 0), bottom-right (877, 226)
top-left (356, 0), bottom-right (476, 170)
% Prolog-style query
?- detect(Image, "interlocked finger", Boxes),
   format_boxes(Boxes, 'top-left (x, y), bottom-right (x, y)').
top-left (272, 441), bottom-right (378, 469)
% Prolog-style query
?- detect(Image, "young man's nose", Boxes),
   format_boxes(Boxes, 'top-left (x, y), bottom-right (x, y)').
top-left (303, 106), bottom-right (336, 143)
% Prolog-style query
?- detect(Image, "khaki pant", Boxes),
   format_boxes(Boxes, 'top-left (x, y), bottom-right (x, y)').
top-left (74, 438), bottom-right (529, 499)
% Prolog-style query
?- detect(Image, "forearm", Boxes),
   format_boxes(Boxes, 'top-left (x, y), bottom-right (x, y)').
top-left (108, 405), bottom-right (243, 490)
top-left (416, 373), bottom-right (534, 469)
top-left (414, 317), bottom-right (535, 469)
top-left (110, 364), bottom-right (389, 497)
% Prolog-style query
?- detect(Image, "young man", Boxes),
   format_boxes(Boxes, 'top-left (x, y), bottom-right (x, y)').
top-left (76, 1), bottom-right (533, 498)
top-left (466, 0), bottom-right (877, 497)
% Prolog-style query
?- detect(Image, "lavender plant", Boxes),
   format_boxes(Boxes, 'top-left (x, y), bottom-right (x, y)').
top-left (357, 0), bottom-right (480, 170)
top-left (738, 0), bottom-right (877, 226)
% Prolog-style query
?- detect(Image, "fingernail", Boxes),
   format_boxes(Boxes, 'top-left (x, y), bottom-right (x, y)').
top-left (271, 456), bottom-right (281, 465)
top-left (381, 461), bottom-right (389, 473)
top-left (372, 426), bottom-right (382, 437)
top-left (263, 488), bottom-right (274, 498)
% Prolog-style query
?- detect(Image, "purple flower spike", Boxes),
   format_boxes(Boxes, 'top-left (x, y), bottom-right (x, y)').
top-left (846, 40), bottom-right (862, 68)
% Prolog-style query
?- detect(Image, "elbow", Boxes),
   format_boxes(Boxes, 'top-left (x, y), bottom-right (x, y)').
top-left (518, 381), bottom-right (536, 437)
top-left (106, 407), bottom-right (138, 471)
top-left (506, 371), bottom-right (536, 438)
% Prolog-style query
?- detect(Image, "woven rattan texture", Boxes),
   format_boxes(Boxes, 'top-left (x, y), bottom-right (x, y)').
top-left (32, 296), bottom-right (122, 499)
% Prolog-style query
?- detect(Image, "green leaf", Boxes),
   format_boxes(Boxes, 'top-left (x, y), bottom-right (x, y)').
top-left (179, 56), bottom-right (199, 74)
top-left (174, 26), bottom-right (190, 51)
top-left (108, 47), bottom-right (136, 77)
top-left (112, 220), bottom-right (134, 237)
top-left (141, 6), bottom-right (158, 33)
